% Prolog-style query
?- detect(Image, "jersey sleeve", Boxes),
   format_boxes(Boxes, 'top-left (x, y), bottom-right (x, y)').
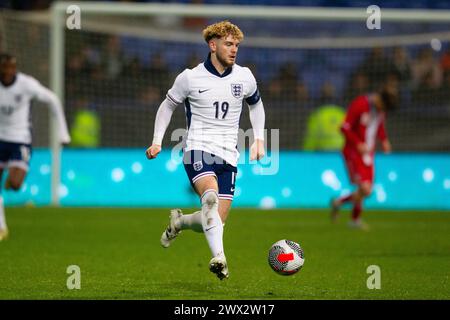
top-left (244, 68), bottom-right (261, 105)
top-left (248, 99), bottom-right (265, 141)
top-left (341, 97), bottom-right (364, 146)
top-left (27, 76), bottom-right (71, 144)
top-left (166, 69), bottom-right (189, 105)
top-left (152, 98), bottom-right (178, 146)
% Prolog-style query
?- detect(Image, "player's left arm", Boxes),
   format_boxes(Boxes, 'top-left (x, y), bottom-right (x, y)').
top-left (377, 119), bottom-right (391, 154)
top-left (30, 78), bottom-right (71, 144)
top-left (248, 98), bottom-right (265, 161)
top-left (245, 70), bottom-right (265, 161)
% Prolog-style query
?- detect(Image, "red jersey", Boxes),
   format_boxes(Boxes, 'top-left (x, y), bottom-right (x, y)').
top-left (341, 95), bottom-right (387, 166)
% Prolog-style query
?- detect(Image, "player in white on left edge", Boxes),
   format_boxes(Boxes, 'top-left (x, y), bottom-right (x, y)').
top-left (146, 21), bottom-right (266, 280)
top-left (0, 53), bottom-right (71, 241)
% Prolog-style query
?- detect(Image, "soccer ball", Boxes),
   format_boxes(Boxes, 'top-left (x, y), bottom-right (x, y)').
top-left (268, 239), bottom-right (305, 275)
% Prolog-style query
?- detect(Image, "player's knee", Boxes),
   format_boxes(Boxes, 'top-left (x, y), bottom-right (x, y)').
top-left (7, 175), bottom-right (23, 190)
top-left (360, 184), bottom-right (372, 197)
top-left (201, 189), bottom-right (219, 208)
top-left (10, 182), bottom-right (22, 191)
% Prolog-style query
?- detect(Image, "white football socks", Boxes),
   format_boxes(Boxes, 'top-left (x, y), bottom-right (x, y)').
top-left (178, 210), bottom-right (203, 233)
top-left (0, 196), bottom-right (7, 230)
top-left (201, 189), bottom-right (224, 258)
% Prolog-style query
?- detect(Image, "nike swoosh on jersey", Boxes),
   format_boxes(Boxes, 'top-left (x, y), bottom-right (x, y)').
top-left (205, 226), bottom-right (216, 232)
top-left (198, 89), bottom-right (211, 93)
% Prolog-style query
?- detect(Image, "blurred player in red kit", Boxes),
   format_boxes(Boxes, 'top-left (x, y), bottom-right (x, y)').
top-left (331, 74), bottom-right (399, 230)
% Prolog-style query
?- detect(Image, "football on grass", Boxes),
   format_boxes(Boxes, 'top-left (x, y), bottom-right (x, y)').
top-left (268, 239), bottom-right (305, 275)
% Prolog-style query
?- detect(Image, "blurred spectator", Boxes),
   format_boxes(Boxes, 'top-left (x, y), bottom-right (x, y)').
top-left (411, 48), bottom-right (442, 89)
top-left (343, 70), bottom-right (369, 104)
top-left (440, 48), bottom-right (450, 75)
top-left (101, 36), bottom-right (125, 81)
top-left (391, 46), bottom-right (413, 105)
top-left (357, 47), bottom-right (395, 88)
top-left (304, 81), bottom-right (344, 151)
top-left (121, 57), bottom-right (145, 99)
top-left (138, 85), bottom-right (162, 106)
top-left (268, 62), bottom-right (309, 105)
top-left (302, 104), bottom-right (345, 151)
top-left (296, 82), bottom-right (309, 105)
top-left (438, 71), bottom-right (450, 107)
top-left (391, 46), bottom-right (412, 86)
top-left (145, 52), bottom-right (171, 98)
top-left (66, 44), bottom-right (99, 98)
top-left (185, 52), bottom-right (202, 69)
top-left (412, 71), bottom-right (441, 108)
top-left (376, 71), bottom-right (403, 111)
top-left (316, 81), bottom-right (337, 106)
top-left (69, 97), bottom-right (101, 148)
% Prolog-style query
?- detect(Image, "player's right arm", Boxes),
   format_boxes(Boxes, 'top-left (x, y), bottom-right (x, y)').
top-left (377, 120), bottom-right (392, 154)
top-left (146, 70), bottom-right (189, 160)
top-left (146, 98), bottom-right (178, 159)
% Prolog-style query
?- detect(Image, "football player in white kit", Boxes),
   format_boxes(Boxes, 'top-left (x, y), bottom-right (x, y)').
top-left (146, 21), bottom-right (266, 280)
top-left (0, 53), bottom-right (71, 240)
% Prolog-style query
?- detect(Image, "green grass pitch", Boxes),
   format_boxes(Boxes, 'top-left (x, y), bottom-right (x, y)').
top-left (0, 207), bottom-right (449, 299)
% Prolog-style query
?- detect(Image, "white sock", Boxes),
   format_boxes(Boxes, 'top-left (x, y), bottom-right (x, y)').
top-left (201, 189), bottom-right (224, 258)
top-left (0, 196), bottom-right (7, 230)
top-left (177, 210), bottom-right (203, 233)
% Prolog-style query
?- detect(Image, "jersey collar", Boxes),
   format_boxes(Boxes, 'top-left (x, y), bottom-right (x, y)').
top-left (204, 53), bottom-right (232, 78)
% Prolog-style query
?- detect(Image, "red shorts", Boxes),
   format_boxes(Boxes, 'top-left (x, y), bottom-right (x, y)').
top-left (343, 150), bottom-right (374, 185)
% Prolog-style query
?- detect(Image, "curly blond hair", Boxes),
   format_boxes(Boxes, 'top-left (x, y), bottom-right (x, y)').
top-left (202, 21), bottom-right (244, 43)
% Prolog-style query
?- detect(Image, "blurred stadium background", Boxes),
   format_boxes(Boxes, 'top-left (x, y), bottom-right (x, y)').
top-left (1, 0), bottom-right (450, 302)
top-left (1, 0), bottom-right (450, 209)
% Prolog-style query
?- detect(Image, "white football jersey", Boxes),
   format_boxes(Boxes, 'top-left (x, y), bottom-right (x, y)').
top-left (0, 72), bottom-right (70, 144)
top-left (167, 56), bottom-right (261, 167)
